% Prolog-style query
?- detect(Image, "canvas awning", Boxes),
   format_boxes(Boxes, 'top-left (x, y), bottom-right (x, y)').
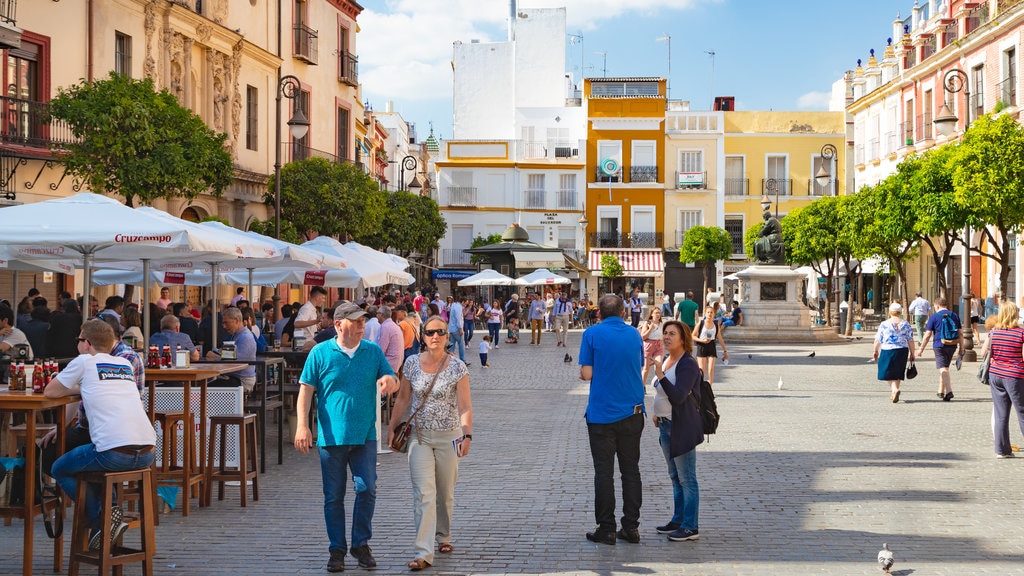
top-left (589, 250), bottom-right (665, 277)
top-left (512, 251), bottom-right (565, 270)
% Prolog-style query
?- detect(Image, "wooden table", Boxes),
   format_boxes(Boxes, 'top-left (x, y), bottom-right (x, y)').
top-left (146, 364), bottom-right (245, 511)
top-left (0, 390), bottom-right (75, 576)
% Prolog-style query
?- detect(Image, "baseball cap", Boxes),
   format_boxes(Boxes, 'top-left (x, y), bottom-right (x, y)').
top-left (334, 301), bottom-right (371, 321)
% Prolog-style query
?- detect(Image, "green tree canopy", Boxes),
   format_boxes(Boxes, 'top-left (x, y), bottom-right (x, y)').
top-left (679, 225), bottom-right (732, 295)
top-left (469, 233), bottom-right (503, 265)
top-left (358, 191), bottom-right (446, 256)
top-left (951, 113), bottom-right (1024, 296)
top-left (600, 253), bottom-right (625, 294)
top-left (908, 146), bottom-right (970, 298)
top-left (248, 218), bottom-right (302, 245)
top-left (45, 72), bottom-right (233, 206)
top-left (267, 157), bottom-right (386, 241)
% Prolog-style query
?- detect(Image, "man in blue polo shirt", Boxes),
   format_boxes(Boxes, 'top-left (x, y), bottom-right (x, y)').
top-left (578, 294), bottom-right (646, 546)
top-left (295, 301), bottom-right (399, 573)
top-left (917, 296), bottom-right (964, 402)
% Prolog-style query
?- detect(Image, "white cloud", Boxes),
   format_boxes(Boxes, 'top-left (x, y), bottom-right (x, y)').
top-left (796, 91), bottom-right (830, 109)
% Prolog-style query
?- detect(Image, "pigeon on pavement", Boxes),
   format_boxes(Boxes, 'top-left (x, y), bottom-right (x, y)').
top-left (563, 353), bottom-right (572, 363)
top-left (808, 351), bottom-right (816, 358)
top-left (877, 543), bottom-right (894, 573)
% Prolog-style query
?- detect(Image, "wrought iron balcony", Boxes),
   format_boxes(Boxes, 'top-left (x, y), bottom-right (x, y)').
top-left (589, 231), bottom-right (663, 249)
top-left (0, 0), bottom-right (15, 26)
top-left (440, 248), bottom-right (472, 267)
top-left (338, 49), bottom-right (358, 86)
top-left (594, 166), bottom-right (620, 183)
top-left (0, 96), bottom-right (78, 150)
top-left (1000, 76), bottom-right (1016, 107)
top-left (724, 177), bottom-right (748, 196)
top-left (523, 189), bottom-right (545, 209)
top-left (446, 186), bottom-right (477, 207)
top-left (761, 179), bottom-right (792, 196)
top-left (556, 189), bottom-right (577, 210)
top-left (630, 165), bottom-right (658, 183)
top-left (294, 24), bottom-right (318, 65)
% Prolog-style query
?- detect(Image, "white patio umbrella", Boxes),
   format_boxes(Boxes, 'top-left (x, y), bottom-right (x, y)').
top-left (224, 268), bottom-right (362, 289)
top-left (514, 268), bottom-right (571, 286)
top-left (343, 241), bottom-right (410, 271)
top-left (301, 236), bottom-right (414, 288)
top-left (91, 268), bottom-right (230, 287)
top-left (457, 269), bottom-right (515, 286)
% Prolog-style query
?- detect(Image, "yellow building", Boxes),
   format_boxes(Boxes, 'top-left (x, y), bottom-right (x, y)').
top-left (721, 111), bottom-right (846, 281)
top-left (584, 77), bottom-right (668, 300)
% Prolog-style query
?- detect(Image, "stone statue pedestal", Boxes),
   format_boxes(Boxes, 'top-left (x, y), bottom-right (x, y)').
top-left (725, 265), bottom-right (839, 343)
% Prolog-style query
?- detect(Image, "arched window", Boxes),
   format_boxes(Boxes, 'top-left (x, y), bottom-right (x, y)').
top-left (181, 207), bottom-right (201, 222)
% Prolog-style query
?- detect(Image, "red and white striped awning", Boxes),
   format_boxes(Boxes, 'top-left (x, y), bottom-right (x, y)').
top-left (589, 250), bottom-right (665, 277)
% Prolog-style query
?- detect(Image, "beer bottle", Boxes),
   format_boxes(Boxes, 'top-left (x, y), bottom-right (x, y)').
top-left (32, 361), bottom-right (43, 393)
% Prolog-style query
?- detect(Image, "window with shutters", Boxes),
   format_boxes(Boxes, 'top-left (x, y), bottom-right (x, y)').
top-left (725, 156), bottom-right (746, 195)
top-left (675, 210), bottom-right (702, 247)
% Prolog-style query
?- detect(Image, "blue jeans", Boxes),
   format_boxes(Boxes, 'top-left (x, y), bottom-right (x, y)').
top-left (464, 319), bottom-right (475, 345)
top-left (52, 444), bottom-right (156, 528)
top-left (450, 328), bottom-right (466, 361)
top-left (319, 443), bottom-right (377, 553)
top-left (658, 419), bottom-right (699, 530)
top-left (488, 323), bottom-right (501, 345)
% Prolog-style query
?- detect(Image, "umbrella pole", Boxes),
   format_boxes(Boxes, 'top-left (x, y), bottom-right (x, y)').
top-left (83, 250), bottom-right (93, 318)
top-left (248, 268), bottom-right (255, 308)
top-left (210, 263), bottom-right (219, 351)
top-left (142, 259), bottom-right (151, 350)
top-left (11, 271), bottom-right (18, 328)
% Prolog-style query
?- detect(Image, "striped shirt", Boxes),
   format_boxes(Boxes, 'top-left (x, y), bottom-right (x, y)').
top-left (988, 327), bottom-right (1024, 380)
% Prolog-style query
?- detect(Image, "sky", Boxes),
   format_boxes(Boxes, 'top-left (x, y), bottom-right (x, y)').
top-left (355, 0), bottom-right (911, 140)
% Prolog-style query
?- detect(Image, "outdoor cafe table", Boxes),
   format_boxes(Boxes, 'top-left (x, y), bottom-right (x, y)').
top-left (0, 390), bottom-right (76, 576)
top-left (145, 363), bottom-right (246, 509)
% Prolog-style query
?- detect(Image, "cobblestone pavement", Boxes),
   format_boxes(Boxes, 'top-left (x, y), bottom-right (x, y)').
top-left (4, 329), bottom-right (1024, 575)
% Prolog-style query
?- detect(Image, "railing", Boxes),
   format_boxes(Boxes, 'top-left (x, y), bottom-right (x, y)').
top-left (0, 96), bottom-right (79, 149)
top-left (761, 178), bottom-right (792, 196)
top-left (520, 141), bottom-right (547, 159)
top-left (966, 4), bottom-right (989, 35)
top-left (0, 0), bottom-right (15, 26)
top-left (905, 48), bottom-right (918, 69)
top-left (808, 177), bottom-right (834, 197)
top-left (916, 112), bottom-right (933, 142)
top-left (447, 186), bottom-right (477, 207)
top-left (594, 166), bottom-right (620, 183)
top-left (523, 189), bottom-right (545, 209)
top-left (854, 144), bottom-right (865, 165)
top-left (293, 24), bottom-right (318, 64)
top-left (630, 165), bottom-right (658, 183)
top-left (921, 36), bottom-right (937, 61)
top-left (1000, 76), bottom-right (1017, 107)
top-left (589, 232), bottom-right (663, 249)
top-left (943, 21), bottom-right (958, 47)
top-left (885, 130), bottom-right (898, 155)
top-left (868, 138), bottom-right (879, 161)
top-left (971, 91), bottom-right (984, 120)
top-left (556, 189), bottom-right (576, 210)
top-left (997, 0), bottom-right (1020, 14)
top-left (440, 248), bottom-right (472, 267)
top-left (286, 142), bottom-right (339, 164)
top-left (724, 177), bottom-right (748, 196)
top-left (337, 49), bottom-right (358, 86)
top-left (902, 120), bottom-right (914, 146)
top-left (515, 139), bottom-right (582, 160)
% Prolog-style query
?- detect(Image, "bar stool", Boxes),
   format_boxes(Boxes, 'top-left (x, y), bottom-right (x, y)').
top-left (205, 413), bottom-right (259, 507)
top-left (68, 468), bottom-right (155, 576)
top-left (153, 410), bottom-right (202, 516)
top-left (7, 422), bottom-right (57, 457)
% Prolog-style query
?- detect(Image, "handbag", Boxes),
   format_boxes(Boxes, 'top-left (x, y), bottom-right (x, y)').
top-left (905, 361), bottom-right (918, 380)
top-left (977, 345), bottom-right (992, 385)
top-left (389, 354), bottom-right (449, 453)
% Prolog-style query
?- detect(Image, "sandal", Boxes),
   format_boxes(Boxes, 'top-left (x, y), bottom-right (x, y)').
top-left (408, 558), bottom-right (432, 571)
top-left (438, 542), bottom-right (453, 554)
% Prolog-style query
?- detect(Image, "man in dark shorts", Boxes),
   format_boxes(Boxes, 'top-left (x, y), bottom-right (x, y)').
top-left (917, 297), bottom-right (964, 401)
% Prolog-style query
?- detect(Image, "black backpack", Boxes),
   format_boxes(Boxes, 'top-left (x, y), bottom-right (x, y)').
top-left (688, 370), bottom-right (720, 436)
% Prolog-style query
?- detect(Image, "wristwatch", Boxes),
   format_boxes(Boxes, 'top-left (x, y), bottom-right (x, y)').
top-left (462, 434), bottom-right (472, 440)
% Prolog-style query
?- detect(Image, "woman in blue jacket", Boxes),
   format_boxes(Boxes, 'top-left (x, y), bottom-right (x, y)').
top-left (651, 320), bottom-right (704, 542)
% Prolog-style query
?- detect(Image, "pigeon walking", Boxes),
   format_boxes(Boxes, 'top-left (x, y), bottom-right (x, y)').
top-left (808, 351), bottom-right (816, 358)
top-left (563, 353), bottom-right (572, 363)
top-left (777, 376), bottom-right (784, 390)
top-left (877, 543), bottom-right (894, 573)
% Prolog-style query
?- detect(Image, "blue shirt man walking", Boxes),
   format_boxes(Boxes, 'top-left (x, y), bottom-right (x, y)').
top-left (578, 295), bottom-right (646, 545)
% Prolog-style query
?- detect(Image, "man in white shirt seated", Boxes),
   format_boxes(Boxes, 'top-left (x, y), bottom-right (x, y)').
top-left (45, 319), bottom-right (156, 551)
top-left (0, 304), bottom-right (33, 360)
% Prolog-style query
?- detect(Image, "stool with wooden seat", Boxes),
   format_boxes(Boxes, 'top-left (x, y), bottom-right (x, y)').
top-left (153, 410), bottom-right (203, 516)
top-left (68, 467), bottom-right (155, 576)
top-left (4, 422), bottom-right (58, 526)
top-left (204, 413), bottom-right (258, 507)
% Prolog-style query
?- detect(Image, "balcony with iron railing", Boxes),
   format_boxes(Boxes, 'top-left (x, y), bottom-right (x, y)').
top-left (446, 186), bottom-right (477, 207)
top-left (517, 140), bottom-right (583, 160)
top-left (760, 178), bottom-right (792, 196)
top-left (971, 91), bottom-right (985, 119)
top-left (523, 189), bottom-right (546, 209)
top-left (589, 231), bottom-right (663, 249)
top-left (808, 177), bottom-right (835, 197)
top-left (294, 24), bottom-right (318, 64)
top-left (902, 120), bottom-right (914, 147)
top-left (942, 21), bottom-right (958, 47)
top-left (999, 76), bottom-right (1017, 107)
top-left (594, 166), bottom-right (621, 183)
top-left (724, 177), bottom-right (748, 196)
top-left (286, 142), bottom-right (340, 164)
top-left (965, 3), bottom-right (990, 35)
top-left (556, 189), bottom-right (577, 210)
top-left (921, 35), bottom-right (937, 61)
top-left (854, 144), bottom-right (865, 165)
top-left (868, 138), bottom-right (880, 161)
top-left (0, 96), bottom-right (79, 150)
top-left (676, 171), bottom-right (708, 190)
top-left (998, 0), bottom-right (1023, 13)
top-left (629, 165), bottom-right (658, 183)
top-left (916, 112), bottom-right (934, 142)
top-left (905, 47), bottom-right (918, 69)
top-left (338, 49), bottom-right (358, 86)
top-left (440, 248), bottom-right (472, 267)
top-left (884, 131), bottom-right (897, 155)
top-left (0, 0), bottom-right (15, 26)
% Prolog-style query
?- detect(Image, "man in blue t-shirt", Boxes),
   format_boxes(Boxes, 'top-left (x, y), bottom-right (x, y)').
top-left (578, 295), bottom-right (646, 545)
top-left (917, 297), bottom-right (963, 402)
top-left (295, 301), bottom-right (398, 572)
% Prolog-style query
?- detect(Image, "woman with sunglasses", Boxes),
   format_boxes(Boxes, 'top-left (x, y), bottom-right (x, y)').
top-left (388, 315), bottom-right (473, 572)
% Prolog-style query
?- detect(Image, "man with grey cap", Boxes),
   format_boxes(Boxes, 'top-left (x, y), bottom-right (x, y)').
top-left (295, 301), bottom-right (399, 572)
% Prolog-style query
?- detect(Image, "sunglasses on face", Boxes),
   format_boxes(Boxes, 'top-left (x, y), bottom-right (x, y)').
top-left (423, 328), bottom-right (448, 337)
top-left (76, 337), bottom-right (87, 343)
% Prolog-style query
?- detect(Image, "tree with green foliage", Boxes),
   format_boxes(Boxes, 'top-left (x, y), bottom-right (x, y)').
top-left (783, 197), bottom-right (843, 326)
top-left (851, 178), bottom-right (918, 304)
top-left (248, 218), bottom-right (302, 245)
top-left (679, 225), bottom-right (732, 295)
top-left (600, 253), bottom-right (625, 295)
top-left (951, 113), bottom-right (1024, 296)
top-left (267, 157), bottom-right (385, 241)
top-left (358, 191), bottom-right (446, 256)
top-left (468, 233), bottom-right (504, 265)
top-left (45, 72), bottom-right (233, 207)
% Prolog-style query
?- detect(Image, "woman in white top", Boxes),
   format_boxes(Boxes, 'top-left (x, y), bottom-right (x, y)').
top-left (640, 306), bottom-right (665, 386)
top-left (693, 306), bottom-right (728, 385)
top-left (486, 300), bottom-right (504, 348)
top-left (871, 302), bottom-right (915, 403)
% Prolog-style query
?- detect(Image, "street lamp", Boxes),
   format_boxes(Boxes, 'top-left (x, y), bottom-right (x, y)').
top-left (274, 74), bottom-right (311, 239)
top-left (815, 143), bottom-right (840, 332)
top-left (399, 155), bottom-right (417, 191)
top-left (934, 68), bottom-right (976, 359)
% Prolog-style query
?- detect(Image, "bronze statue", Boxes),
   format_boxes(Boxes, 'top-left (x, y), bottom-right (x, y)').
top-left (753, 209), bottom-right (785, 264)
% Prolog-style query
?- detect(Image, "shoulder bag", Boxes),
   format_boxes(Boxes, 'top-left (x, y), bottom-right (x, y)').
top-left (389, 354), bottom-right (449, 453)
top-left (977, 329), bottom-right (994, 385)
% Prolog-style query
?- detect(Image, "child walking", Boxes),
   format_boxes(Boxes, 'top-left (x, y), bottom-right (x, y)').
top-left (479, 335), bottom-right (492, 367)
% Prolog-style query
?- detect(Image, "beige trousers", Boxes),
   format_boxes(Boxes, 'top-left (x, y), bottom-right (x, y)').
top-left (408, 428), bottom-right (461, 563)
